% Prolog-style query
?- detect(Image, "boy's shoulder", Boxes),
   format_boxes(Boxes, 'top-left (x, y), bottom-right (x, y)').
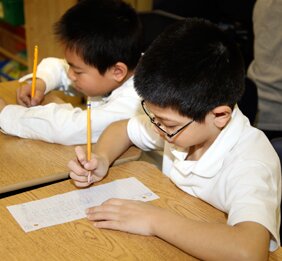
top-left (221, 110), bottom-right (279, 172)
top-left (200, 113), bottom-right (277, 178)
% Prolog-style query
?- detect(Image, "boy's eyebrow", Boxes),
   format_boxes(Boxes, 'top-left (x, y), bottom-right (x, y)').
top-left (145, 102), bottom-right (188, 123)
top-left (156, 113), bottom-right (193, 124)
top-left (147, 108), bottom-right (181, 123)
top-left (155, 115), bottom-right (181, 123)
top-left (157, 116), bottom-right (174, 121)
top-left (67, 62), bottom-right (82, 69)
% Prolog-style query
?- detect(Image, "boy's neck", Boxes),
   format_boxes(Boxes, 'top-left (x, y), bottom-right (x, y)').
top-left (110, 70), bottom-right (134, 93)
top-left (117, 70), bottom-right (134, 86)
top-left (123, 70), bottom-right (134, 82)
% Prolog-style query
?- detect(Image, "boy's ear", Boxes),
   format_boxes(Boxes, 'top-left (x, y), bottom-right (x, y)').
top-left (212, 106), bottom-right (232, 128)
top-left (111, 62), bottom-right (128, 82)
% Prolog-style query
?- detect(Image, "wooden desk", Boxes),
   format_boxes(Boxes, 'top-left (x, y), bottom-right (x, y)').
top-left (0, 161), bottom-right (281, 260)
top-left (0, 81), bottom-right (141, 194)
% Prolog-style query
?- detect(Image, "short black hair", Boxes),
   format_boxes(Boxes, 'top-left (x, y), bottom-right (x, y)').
top-left (54, 0), bottom-right (142, 74)
top-left (134, 18), bottom-right (245, 122)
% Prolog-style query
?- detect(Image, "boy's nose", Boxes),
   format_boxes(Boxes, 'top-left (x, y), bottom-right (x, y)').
top-left (153, 125), bottom-right (161, 135)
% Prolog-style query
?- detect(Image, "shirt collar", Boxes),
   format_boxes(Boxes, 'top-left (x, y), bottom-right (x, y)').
top-left (102, 76), bottom-right (134, 101)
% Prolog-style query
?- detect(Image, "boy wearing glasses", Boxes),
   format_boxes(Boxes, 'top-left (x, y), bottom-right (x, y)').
top-left (68, 18), bottom-right (281, 259)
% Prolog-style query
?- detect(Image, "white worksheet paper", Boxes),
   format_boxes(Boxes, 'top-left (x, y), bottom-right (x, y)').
top-left (7, 177), bottom-right (159, 233)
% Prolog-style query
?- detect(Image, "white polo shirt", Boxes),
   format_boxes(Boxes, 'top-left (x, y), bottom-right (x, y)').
top-left (127, 107), bottom-right (281, 251)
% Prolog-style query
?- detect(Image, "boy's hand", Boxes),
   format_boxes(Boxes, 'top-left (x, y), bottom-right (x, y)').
top-left (85, 198), bottom-right (161, 236)
top-left (0, 97), bottom-right (7, 112)
top-left (17, 78), bottom-right (46, 107)
top-left (41, 92), bottom-right (66, 105)
top-left (68, 146), bottom-right (109, 187)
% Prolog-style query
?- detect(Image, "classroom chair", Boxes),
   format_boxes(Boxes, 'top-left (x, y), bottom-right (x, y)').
top-left (271, 137), bottom-right (282, 242)
top-left (238, 77), bottom-right (258, 125)
top-left (271, 137), bottom-right (282, 165)
top-left (138, 10), bottom-right (184, 52)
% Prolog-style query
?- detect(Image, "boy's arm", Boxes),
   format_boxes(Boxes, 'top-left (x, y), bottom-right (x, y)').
top-left (17, 58), bottom-right (71, 106)
top-left (87, 198), bottom-right (270, 260)
top-left (94, 120), bottom-right (133, 165)
top-left (154, 211), bottom-right (270, 260)
top-left (19, 57), bottom-right (70, 93)
top-left (0, 89), bottom-right (141, 145)
top-left (68, 120), bottom-right (133, 187)
top-left (0, 104), bottom-right (127, 145)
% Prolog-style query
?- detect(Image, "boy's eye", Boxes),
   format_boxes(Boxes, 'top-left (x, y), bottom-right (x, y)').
top-left (165, 125), bottom-right (177, 130)
top-left (69, 67), bottom-right (83, 75)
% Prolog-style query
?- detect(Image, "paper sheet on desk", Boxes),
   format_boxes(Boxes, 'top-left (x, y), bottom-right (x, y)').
top-left (7, 177), bottom-right (159, 232)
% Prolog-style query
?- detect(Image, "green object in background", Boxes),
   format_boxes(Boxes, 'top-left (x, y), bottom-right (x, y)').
top-left (0, 50), bottom-right (27, 81)
top-left (0, 0), bottom-right (24, 26)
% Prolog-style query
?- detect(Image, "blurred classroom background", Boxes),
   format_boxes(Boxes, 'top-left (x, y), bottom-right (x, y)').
top-left (0, 0), bottom-right (255, 81)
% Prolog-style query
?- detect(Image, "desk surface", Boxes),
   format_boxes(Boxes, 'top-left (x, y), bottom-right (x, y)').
top-left (0, 81), bottom-right (141, 194)
top-left (0, 161), bottom-right (281, 260)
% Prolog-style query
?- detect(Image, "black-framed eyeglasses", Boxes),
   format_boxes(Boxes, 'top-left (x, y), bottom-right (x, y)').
top-left (141, 100), bottom-right (194, 138)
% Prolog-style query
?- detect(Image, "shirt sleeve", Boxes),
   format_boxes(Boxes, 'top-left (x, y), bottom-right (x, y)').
top-left (226, 161), bottom-right (281, 252)
top-left (0, 89), bottom-right (142, 145)
top-left (19, 57), bottom-right (72, 94)
top-left (127, 114), bottom-right (164, 151)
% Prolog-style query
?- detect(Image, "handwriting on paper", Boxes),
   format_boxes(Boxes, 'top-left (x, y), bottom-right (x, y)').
top-left (7, 177), bottom-right (159, 232)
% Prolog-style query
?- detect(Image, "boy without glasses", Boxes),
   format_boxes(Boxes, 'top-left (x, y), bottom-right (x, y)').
top-left (68, 18), bottom-right (281, 259)
top-left (0, 0), bottom-right (142, 145)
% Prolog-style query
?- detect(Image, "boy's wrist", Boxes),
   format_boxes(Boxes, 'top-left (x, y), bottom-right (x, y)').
top-left (98, 153), bottom-right (111, 169)
top-left (36, 78), bottom-right (47, 93)
top-left (149, 208), bottom-right (176, 237)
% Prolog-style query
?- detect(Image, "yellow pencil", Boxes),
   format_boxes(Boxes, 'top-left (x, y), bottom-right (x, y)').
top-left (31, 45), bottom-right (38, 98)
top-left (87, 99), bottom-right (92, 183)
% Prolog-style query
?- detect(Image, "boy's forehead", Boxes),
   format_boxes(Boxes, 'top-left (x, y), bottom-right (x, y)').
top-left (65, 49), bottom-right (86, 68)
top-left (145, 101), bottom-right (187, 121)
